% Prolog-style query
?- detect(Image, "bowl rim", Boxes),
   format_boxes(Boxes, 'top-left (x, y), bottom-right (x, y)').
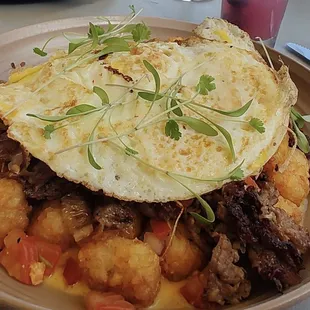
top-left (0, 15), bottom-right (310, 310)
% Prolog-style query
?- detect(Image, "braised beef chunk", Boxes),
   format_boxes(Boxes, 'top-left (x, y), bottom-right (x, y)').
top-left (205, 234), bottom-right (251, 305)
top-left (218, 180), bottom-right (309, 291)
top-left (0, 131), bottom-right (29, 175)
top-left (267, 206), bottom-right (310, 254)
top-left (94, 201), bottom-right (142, 239)
top-left (248, 247), bottom-right (301, 291)
top-left (21, 160), bottom-right (79, 200)
top-left (181, 234), bottom-right (251, 307)
top-left (137, 202), bottom-right (180, 221)
top-left (0, 130), bottom-right (79, 200)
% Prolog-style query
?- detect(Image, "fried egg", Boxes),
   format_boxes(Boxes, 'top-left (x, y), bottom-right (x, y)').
top-left (0, 18), bottom-right (297, 202)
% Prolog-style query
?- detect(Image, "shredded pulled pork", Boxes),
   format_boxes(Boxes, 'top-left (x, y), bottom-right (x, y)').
top-left (181, 234), bottom-right (251, 308)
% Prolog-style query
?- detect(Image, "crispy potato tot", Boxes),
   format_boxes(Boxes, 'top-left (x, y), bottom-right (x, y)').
top-left (0, 178), bottom-right (30, 248)
top-left (161, 224), bottom-right (205, 281)
top-left (275, 195), bottom-right (303, 225)
top-left (78, 236), bottom-right (161, 307)
top-left (267, 134), bottom-right (290, 168)
top-left (28, 200), bottom-right (73, 250)
top-left (265, 136), bottom-right (309, 206)
top-left (28, 195), bottom-right (93, 250)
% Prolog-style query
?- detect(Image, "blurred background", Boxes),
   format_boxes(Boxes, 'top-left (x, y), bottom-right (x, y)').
top-left (0, 0), bottom-right (309, 65)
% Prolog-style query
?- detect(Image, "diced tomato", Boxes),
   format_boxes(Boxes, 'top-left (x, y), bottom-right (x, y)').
top-left (244, 176), bottom-right (259, 189)
top-left (180, 274), bottom-right (204, 308)
top-left (85, 291), bottom-right (135, 310)
top-left (177, 199), bottom-right (194, 208)
top-left (0, 237), bottom-right (38, 285)
top-left (31, 237), bottom-right (62, 276)
top-left (63, 257), bottom-right (82, 285)
top-left (4, 229), bottom-right (26, 248)
top-left (150, 220), bottom-right (171, 240)
top-left (0, 231), bottom-right (62, 285)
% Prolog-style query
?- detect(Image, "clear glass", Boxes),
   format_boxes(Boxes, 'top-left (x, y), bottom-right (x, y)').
top-left (221, 0), bottom-right (288, 47)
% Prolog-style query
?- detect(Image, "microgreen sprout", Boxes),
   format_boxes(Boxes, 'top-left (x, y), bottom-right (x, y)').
top-left (21, 10), bottom-right (271, 224)
top-left (290, 107), bottom-right (310, 153)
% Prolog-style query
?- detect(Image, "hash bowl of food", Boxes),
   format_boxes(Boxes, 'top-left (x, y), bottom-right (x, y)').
top-left (1, 6), bottom-right (310, 310)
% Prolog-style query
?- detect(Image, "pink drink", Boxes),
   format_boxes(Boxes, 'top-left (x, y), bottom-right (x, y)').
top-left (221, 0), bottom-right (288, 44)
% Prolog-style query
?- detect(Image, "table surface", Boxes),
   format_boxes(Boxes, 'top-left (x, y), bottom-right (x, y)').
top-left (0, 0), bottom-right (310, 309)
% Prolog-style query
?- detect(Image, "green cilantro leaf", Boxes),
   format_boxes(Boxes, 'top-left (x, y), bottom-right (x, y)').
top-left (33, 47), bottom-right (47, 57)
top-left (132, 23), bottom-right (151, 43)
top-left (196, 75), bottom-right (216, 95)
top-left (43, 124), bottom-right (55, 139)
top-left (165, 120), bottom-right (182, 141)
top-left (249, 118), bottom-right (265, 133)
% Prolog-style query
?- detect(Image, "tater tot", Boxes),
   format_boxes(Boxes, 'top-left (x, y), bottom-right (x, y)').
top-left (0, 178), bottom-right (30, 248)
top-left (161, 225), bottom-right (204, 281)
top-left (28, 195), bottom-right (93, 250)
top-left (78, 236), bottom-right (161, 307)
top-left (265, 136), bottom-right (309, 206)
top-left (28, 200), bottom-right (74, 250)
top-left (275, 195), bottom-right (303, 224)
top-left (267, 134), bottom-right (290, 168)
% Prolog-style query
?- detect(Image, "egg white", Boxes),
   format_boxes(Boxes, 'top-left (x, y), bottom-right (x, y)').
top-left (0, 18), bottom-right (297, 202)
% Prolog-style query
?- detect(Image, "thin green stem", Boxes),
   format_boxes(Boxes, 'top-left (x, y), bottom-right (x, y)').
top-left (137, 93), bottom-right (199, 129)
